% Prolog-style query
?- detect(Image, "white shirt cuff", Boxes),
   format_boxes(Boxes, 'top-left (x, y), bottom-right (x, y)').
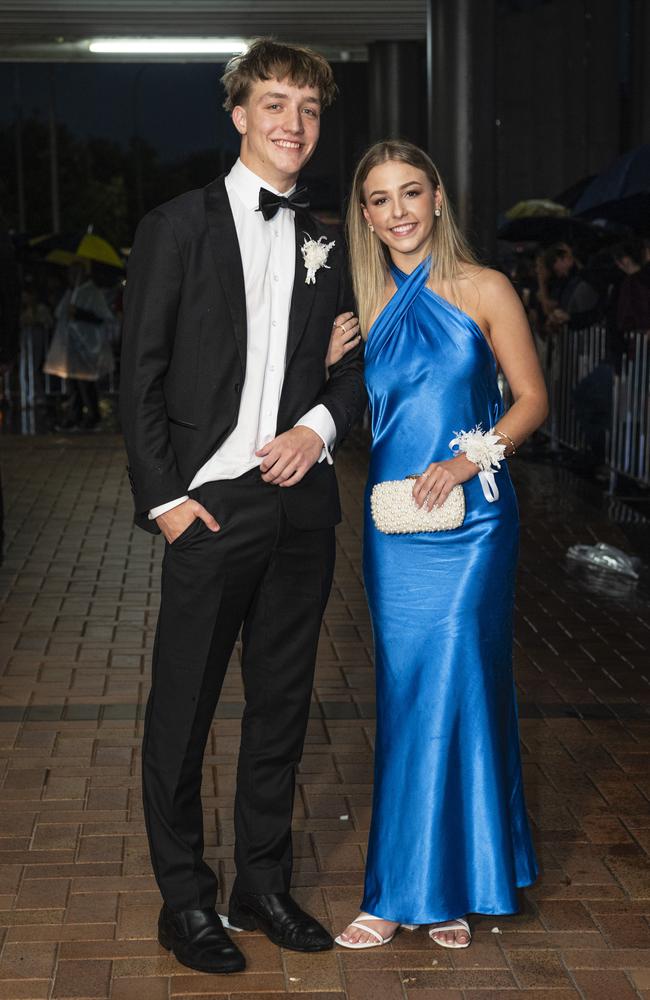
top-left (296, 404), bottom-right (336, 465)
top-left (149, 495), bottom-right (189, 520)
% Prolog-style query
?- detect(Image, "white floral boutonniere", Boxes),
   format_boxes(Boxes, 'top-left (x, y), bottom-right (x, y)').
top-left (301, 233), bottom-right (335, 285)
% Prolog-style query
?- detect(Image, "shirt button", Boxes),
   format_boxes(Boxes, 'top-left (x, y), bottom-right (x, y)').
top-left (269, 365), bottom-right (276, 372)
top-left (271, 320), bottom-right (277, 327)
top-left (273, 274), bottom-right (279, 282)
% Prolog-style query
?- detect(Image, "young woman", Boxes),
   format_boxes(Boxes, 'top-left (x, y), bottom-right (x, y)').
top-left (335, 141), bottom-right (547, 950)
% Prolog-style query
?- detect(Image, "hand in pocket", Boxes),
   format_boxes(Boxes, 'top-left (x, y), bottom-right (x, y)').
top-left (156, 499), bottom-right (220, 544)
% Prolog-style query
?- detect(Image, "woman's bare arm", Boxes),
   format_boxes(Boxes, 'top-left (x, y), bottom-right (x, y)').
top-left (412, 267), bottom-right (548, 511)
top-left (479, 268), bottom-right (549, 451)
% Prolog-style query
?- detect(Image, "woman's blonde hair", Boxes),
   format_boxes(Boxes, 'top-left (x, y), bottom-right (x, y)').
top-left (345, 140), bottom-right (480, 335)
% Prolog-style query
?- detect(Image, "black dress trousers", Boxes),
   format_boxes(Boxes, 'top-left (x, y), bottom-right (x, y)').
top-left (141, 469), bottom-right (335, 911)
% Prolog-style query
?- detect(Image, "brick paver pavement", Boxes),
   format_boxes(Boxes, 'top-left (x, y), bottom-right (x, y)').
top-left (0, 431), bottom-right (649, 1000)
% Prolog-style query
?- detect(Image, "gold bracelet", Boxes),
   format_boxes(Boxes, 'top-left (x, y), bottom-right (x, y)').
top-left (494, 429), bottom-right (517, 456)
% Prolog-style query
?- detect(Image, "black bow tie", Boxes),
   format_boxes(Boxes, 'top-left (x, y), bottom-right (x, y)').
top-left (257, 185), bottom-right (310, 221)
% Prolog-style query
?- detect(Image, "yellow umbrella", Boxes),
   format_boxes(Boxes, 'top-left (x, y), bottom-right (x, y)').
top-left (31, 229), bottom-right (125, 269)
top-left (505, 199), bottom-right (570, 220)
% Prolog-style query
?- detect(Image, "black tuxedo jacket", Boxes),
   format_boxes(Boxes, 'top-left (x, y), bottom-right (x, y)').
top-left (120, 175), bottom-right (366, 534)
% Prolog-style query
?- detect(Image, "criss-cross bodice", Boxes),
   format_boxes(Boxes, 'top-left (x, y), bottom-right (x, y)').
top-left (364, 258), bottom-right (503, 486)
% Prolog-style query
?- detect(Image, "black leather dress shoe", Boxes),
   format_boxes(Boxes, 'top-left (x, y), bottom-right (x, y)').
top-left (228, 890), bottom-right (333, 952)
top-left (158, 905), bottom-right (246, 974)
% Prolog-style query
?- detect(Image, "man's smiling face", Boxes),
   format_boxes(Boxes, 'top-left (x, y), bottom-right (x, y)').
top-left (232, 77), bottom-right (321, 192)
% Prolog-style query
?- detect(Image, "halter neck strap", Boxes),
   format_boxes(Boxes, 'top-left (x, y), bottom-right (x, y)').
top-left (390, 256), bottom-right (430, 287)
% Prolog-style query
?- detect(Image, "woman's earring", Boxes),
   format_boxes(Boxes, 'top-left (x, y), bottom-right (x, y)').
top-left (368, 224), bottom-right (375, 232)
top-left (434, 207), bottom-right (442, 217)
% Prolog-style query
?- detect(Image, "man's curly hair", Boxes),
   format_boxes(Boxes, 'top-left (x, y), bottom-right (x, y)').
top-left (221, 37), bottom-right (338, 112)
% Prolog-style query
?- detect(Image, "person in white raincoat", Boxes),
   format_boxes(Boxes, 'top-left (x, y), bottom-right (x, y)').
top-left (44, 260), bottom-right (114, 429)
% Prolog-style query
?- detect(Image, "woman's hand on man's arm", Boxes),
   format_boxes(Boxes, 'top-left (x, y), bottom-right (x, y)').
top-left (326, 311), bottom-right (361, 367)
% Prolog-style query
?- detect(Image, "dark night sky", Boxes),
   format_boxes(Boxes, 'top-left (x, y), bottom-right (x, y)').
top-left (0, 62), bottom-right (241, 160)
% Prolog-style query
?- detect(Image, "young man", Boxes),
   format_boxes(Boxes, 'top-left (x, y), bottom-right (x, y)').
top-left (120, 39), bottom-right (365, 975)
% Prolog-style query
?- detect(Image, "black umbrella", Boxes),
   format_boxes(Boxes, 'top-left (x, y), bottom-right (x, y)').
top-left (574, 145), bottom-right (650, 232)
top-left (497, 215), bottom-right (604, 245)
top-left (553, 175), bottom-right (597, 209)
top-left (576, 192), bottom-right (650, 233)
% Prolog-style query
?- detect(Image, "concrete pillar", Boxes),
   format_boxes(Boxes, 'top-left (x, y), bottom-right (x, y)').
top-left (13, 66), bottom-right (26, 232)
top-left (629, 0), bottom-right (650, 146)
top-left (48, 66), bottom-right (60, 233)
top-left (426, 0), bottom-right (497, 261)
top-left (368, 41), bottom-right (425, 146)
top-left (332, 60), bottom-right (370, 210)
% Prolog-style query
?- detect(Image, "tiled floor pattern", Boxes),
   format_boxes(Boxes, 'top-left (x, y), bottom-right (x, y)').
top-left (0, 431), bottom-right (649, 1000)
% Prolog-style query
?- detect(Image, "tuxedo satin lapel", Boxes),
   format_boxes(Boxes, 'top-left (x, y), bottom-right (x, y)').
top-left (285, 211), bottom-right (318, 369)
top-left (204, 177), bottom-right (247, 368)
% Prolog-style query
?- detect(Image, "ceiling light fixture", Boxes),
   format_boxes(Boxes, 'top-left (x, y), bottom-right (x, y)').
top-left (89, 37), bottom-right (248, 55)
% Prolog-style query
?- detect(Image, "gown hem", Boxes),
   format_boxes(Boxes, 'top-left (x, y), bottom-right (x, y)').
top-left (360, 874), bottom-right (538, 926)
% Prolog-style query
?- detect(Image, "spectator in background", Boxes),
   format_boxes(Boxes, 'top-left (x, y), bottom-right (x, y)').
top-left (505, 251), bottom-right (547, 366)
top-left (534, 250), bottom-right (554, 325)
top-left (542, 243), bottom-right (603, 330)
top-left (0, 218), bottom-right (20, 561)
top-left (614, 238), bottom-right (650, 331)
top-left (44, 260), bottom-right (113, 431)
top-left (507, 252), bottom-right (539, 316)
top-left (534, 242), bottom-right (611, 475)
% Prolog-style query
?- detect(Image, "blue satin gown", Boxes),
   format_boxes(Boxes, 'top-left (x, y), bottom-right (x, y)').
top-left (361, 259), bottom-right (538, 924)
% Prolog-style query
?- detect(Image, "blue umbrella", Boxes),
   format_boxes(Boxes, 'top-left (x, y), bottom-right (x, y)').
top-left (574, 144), bottom-right (650, 231)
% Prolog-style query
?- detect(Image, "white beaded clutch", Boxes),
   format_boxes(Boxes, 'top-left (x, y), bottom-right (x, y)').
top-left (370, 477), bottom-right (466, 534)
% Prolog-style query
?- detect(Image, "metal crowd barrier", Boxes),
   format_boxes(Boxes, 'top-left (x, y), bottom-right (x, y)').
top-left (609, 331), bottom-right (650, 488)
top-left (14, 323), bottom-right (119, 434)
top-left (541, 325), bottom-right (608, 453)
top-left (536, 324), bottom-right (650, 489)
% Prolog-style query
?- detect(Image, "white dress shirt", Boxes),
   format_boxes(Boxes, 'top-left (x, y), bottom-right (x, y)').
top-left (150, 158), bottom-right (336, 519)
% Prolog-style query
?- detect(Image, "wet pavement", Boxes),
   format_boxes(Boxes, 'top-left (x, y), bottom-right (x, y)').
top-left (0, 429), bottom-right (649, 1000)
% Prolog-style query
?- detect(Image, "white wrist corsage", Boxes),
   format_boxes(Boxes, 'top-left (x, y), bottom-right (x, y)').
top-left (301, 233), bottom-right (335, 285)
top-left (449, 424), bottom-right (506, 503)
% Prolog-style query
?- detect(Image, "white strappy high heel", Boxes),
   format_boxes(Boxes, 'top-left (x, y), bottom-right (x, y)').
top-left (428, 917), bottom-right (472, 949)
top-left (335, 912), bottom-right (417, 950)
